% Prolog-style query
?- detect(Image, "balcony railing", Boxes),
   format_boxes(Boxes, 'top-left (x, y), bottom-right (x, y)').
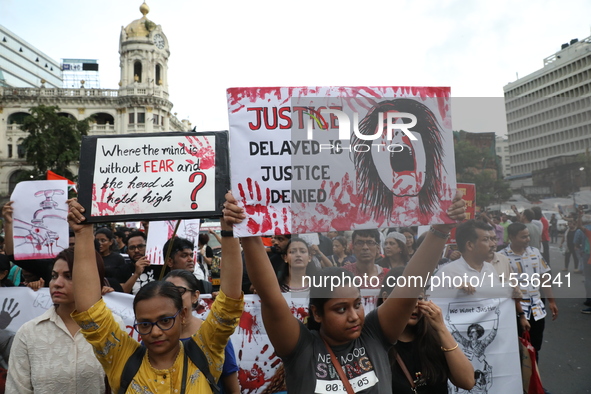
top-left (90, 124), bottom-right (116, 132)
top-left (1, 86), bottom-right (169, 99)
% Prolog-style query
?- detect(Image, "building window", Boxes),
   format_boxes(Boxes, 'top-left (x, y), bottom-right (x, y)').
top-left (9, 170), bottom-right (27, 195)
top-left (153, 114), bottom-right (159, 124)
top-left (155, 64), bottom-right (161, 85)
top-left (138, 113), bottom-right (145, 124)
top-left (129, 113), bottom-right (135, 124)
top-left (134, 61), bottom-right (142, 83)
top-left (17, 144), bottom-right (25, 159)
top-left (8, 145), bottom-right (12, 158)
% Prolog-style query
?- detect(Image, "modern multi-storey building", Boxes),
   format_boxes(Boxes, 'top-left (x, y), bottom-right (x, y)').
top-left (495, 136), bottom-right (510, 178)
top-left (0, 24), bottom-right (62, 88)
top-left (503, 36), bottom-right (591, 189)
top-left (0, 2), bottom-right (189, 197)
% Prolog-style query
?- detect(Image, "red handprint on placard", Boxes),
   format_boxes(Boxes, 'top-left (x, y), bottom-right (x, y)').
top-left (291, 173), bottom-right (374, 233)
top-left (238, 178), bottom-right (272, 234)
top-left (180, 135), bottom-right (215, 170)
top-left (237, 178), bottom-right (290, 235)
top-left (270, 206), bottom-right (289, 235)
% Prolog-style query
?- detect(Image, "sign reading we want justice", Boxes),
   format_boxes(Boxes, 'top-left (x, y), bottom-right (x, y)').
top-left (77, 132), bottom-right (229, 223)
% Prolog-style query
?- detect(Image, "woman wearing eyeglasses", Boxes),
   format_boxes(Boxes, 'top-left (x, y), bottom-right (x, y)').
top-left (67, 198), bottom-right (243, 393)
top-left (164, 269), bottom-right (240, 394)
top-left (6, 247), bottom-right (119, 393)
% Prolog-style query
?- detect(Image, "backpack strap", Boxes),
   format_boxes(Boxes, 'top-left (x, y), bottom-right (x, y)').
top-left (183, 340), bottom-right (220, 394)
top-left (118, 345), bottom-right (146, 394)
top-left (119, 341), bottom-right (220, 394)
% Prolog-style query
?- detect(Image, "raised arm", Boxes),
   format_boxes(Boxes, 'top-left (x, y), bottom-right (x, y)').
top-left (420, 301), bottom-right (474, 390)
top-left (511, 205), bottom-right (523, 223)
top-left (2, 202), bottom-right (14, 255)
top-left (377, 194), bottom-right (465, 344)
top-left (310, 244), bottom-right (334, 268)
top-left (223, 193), bottom-right (300, 357)
top-left (209, 228), bottom-right (222, 244)
top-left (219, 197), bottom-right (242, 300)
top-left (67, 199), bottom-right (102, 312)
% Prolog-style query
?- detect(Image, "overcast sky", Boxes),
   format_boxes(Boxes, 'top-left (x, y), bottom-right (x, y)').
top-left (3, 0), bottom-right (591, 136)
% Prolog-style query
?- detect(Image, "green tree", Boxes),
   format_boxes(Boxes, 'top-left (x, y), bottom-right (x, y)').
top-left (454, 140), bottom-right (486, 170)
top-left (454, 138), bottom-right (512, 208)
top-left (19, 105), bottom-right (90, 181)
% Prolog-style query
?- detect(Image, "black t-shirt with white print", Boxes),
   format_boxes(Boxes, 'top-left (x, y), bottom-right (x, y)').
top-left (283, 310), bottom-right (393, 394)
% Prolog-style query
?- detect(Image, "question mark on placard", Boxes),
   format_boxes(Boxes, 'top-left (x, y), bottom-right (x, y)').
top-left (188, 171), bottom-right (207, 210)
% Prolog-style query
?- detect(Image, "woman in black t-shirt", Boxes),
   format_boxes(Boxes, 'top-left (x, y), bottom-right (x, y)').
top-left (379, 269), bottom-right (474, 393)
top-left (223, 192), bottom-right (467, 393)
top-left (95, 227), bottom-right (129, 291)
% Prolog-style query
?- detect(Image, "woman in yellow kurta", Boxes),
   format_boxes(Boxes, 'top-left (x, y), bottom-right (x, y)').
top-left (67, 198), bottom-right (244, 394)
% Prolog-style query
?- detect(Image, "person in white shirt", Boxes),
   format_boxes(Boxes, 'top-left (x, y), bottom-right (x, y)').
top-left (434, 220), bottom-right (501, 293)
top-left (485, 229), bottom-right (530, 333)
top-left (6, 248), bottom-right (122, 394)
top-left (500, 222), bottom-right (558, 361)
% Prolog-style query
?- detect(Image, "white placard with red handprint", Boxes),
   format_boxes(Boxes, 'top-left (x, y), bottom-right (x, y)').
top-left (11, 180), bottom-right (69, 260)
top-left (78, 132), bottom-right (230, 223)
top-left (145, 219), bottom-right (201, 265)
top-left (227, 87), bottom-right (457, 236)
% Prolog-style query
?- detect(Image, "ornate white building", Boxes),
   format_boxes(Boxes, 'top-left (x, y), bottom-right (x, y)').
top-left (0, 2), bottom-right (189, 198)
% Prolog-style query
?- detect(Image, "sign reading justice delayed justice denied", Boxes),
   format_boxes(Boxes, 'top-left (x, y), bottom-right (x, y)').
top-left (77, 131), bottom-right (229, 223)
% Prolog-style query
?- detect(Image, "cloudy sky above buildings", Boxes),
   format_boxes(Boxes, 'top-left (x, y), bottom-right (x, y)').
top-left (3, 0), bottom-right (591, 135)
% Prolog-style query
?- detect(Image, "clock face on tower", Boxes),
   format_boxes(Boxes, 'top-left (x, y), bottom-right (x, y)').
top-left (153, 33), bottom-right (165, 49)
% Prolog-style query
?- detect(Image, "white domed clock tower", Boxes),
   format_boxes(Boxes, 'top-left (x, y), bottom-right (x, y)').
top-left (120, 2), bottom-right (169, 91)
top-left (118, 2), bottom-right (175, 133)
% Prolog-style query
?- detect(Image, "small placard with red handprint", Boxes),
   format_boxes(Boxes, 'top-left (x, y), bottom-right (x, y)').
top-left (78, 131), bottom-right (230, 223)
top-left (227, 87), bottom-right (457, 236)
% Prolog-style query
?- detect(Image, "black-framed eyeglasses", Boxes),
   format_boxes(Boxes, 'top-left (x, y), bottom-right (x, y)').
top-left (175, 286), bottom-right (188, 296)
top-left (354, 240), bottom-right (378, 247)
top-left (133, 309), bottom-right (181, 335)
top-left (128, 244), bottom-right (146, 252)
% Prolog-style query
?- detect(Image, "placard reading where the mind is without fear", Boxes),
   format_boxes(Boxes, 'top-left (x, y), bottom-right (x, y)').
top-left (78, 131), bottom-right (229, 223)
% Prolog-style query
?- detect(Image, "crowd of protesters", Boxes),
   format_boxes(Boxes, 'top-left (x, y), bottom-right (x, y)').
top-left (0, 195), bottom-right (588, 393)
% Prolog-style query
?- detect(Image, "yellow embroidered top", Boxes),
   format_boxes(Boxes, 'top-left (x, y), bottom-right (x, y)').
top-left (72, 290), bottom-right (243, 394)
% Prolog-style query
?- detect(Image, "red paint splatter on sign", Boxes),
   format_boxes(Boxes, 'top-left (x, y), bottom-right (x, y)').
top-left (180, 135), bottom-right (216, 170)
top-left (238, 364), bottom-right (269, 393)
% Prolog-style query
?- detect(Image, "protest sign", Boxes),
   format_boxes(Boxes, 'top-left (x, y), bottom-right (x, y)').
top-left (227, 87), bottom-right (456, 237)
top-left (10, 180), bottom-right (69, 260)
top-left (428, 295), bottom-right (521, 394)
top-left (458, 183), bottom-right (476, 220)
top-left (78, 131), bottom-right (229, 223)
top-left (298, 232), bottom-right (320, 246)
top-left (447, 182), bottom-right (476, 244)
top-left (145, 219), bottom-right (201, 265)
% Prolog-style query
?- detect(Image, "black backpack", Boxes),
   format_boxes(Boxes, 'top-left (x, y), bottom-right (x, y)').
top-left (118, 339), bottom-right (220, 394)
